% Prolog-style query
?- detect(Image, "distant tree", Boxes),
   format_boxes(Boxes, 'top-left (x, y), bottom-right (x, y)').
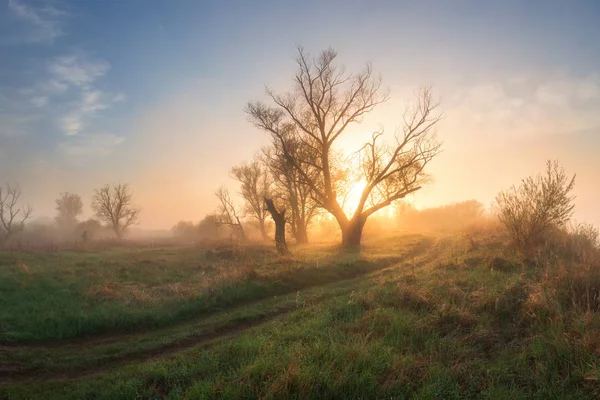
top-left (247, 47), bottom-right (442, 246)
top-left (0, 184), bottom-right (32, 248)
top-left (172, 221), bottom-right (197, 239)
top-left (198, 214), bottom-right (219, 239)
top-left (91, 184), bottom-right (140, 239)
top-left (214, 187), bottom-right (246, 240)
top-left (496, 160), bottom-right (576, 251)
top-left (76, 219), bottom-right (104, 242)
top-left (231, 157), bottom-right (272, 240)
top-left (55, 192), bottom-right (83, 231)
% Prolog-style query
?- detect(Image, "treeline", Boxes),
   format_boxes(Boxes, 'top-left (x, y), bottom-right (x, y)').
top-left (395, 200), bottom-right (491, 233)
top-left (0, 183), bottom-right (140, 249)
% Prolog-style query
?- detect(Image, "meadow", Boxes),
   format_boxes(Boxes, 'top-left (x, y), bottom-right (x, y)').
top-left (1, 229), bottom-right (600, 399)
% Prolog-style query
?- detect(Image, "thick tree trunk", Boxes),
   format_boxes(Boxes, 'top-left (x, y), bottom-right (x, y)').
top-left (264, 198), bottom-right (288, 255)
top-left (341, 216), bottom-right (366, 247)
top-left (295, 218), bottom-right (309, 244)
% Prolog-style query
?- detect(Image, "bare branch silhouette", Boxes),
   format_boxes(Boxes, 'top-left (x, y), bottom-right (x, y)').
top-left (214, 187), bottom-right (247, 241)
top-left (247, 47), bottom-right (442, 246)
top-left (0, 184), bottom-right (32, 248)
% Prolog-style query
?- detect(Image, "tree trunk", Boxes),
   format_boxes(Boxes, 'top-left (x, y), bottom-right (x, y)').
top-left (259, 219), bottom-right (269, 241)
top-left (295, 218), bottom-right (309, 244)
top-left (264, 198), bottom-right (288, 255)
top-left (341, 216), bottom-right (365, 247)
top-left (235, 216), bottom-right (247, 241)
top-left (0, 234), bottom-right (9, 249)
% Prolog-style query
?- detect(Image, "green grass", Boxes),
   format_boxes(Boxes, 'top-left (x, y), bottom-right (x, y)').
top-left (2, 232), bottom-right (600, 399)
top-left (0, 235), bottom-right (427, 343)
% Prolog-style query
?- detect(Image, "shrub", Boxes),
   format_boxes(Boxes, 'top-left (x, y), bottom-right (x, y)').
top-left (496, 160), bottom-right (575, 252)
top-left (570, 222), bottom-right (599, 250)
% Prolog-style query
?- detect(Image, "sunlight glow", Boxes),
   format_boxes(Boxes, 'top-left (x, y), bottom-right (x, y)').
top-left (342, 179), bottom-right (367, 218)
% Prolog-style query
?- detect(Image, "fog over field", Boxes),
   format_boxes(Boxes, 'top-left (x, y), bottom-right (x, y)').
top-left (1, 1), bottom-right (600, 399)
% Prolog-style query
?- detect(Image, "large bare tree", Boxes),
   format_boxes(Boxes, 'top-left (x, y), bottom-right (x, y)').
top-left (231, 158), bottom-right (272, 241)
top-left (91, 184), bottom-right (140, 239)
top-left (214, 187), bottom-right (246, 240)
top-left (55, 192), bottom-right (83, 230)
top-left (247, 47), bottom-right (442, 246)
top-left (0, 184), bottom-right (32, 247)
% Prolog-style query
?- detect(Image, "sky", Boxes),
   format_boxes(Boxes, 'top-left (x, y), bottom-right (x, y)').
top-left (1, 0), bottom-right (599, 230)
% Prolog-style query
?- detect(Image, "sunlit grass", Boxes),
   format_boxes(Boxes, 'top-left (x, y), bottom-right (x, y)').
top-left (2, 230), bottom-right (600, 399)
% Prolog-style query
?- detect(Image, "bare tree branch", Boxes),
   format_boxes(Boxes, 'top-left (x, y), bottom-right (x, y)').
top-left (231, 156), bottom-right (273, 240)
top-left (214, 187), bottom-right (247, 240)
top-left (0, 184), bottom-right (32, 247)
top-left (247, 48), bottom-right (442, 246)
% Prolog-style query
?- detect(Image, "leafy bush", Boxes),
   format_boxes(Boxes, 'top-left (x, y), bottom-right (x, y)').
top-left (496, 160), bottom-right (575, 252)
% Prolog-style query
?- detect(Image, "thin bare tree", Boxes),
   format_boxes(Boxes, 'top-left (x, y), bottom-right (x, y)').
top-left (231, 157), bottom-right (272, 241)
top-left (55, 192), bottom-right (83, 231)
top-left (262, 140), bottom-right (319, 243)
top-left (214, 187), bottom-right (246, 240)
top-left (91, 184), bottom-right (140, 239)
top-left (247, 47), bottom-right (442, 246)
top-left (0, 184), bottom-right (33, 248)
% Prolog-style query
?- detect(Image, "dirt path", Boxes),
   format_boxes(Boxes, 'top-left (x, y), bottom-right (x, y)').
top-left (0, 237), bottom-right (441, 386)
top-left (2, 237), bottom-right (435, 352)
top-left (0, 308), bottom-right (290, 385)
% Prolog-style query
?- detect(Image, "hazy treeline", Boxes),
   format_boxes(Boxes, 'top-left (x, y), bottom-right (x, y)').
top-left (394, 200), bottom-right (493, 233)
top-left (0, 184), bottom-right (140, 249)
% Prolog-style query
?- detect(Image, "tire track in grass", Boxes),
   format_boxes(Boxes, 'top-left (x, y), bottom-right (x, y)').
top-left (0, 237), bottom-right (443, 386)
top-left (0, 308), bottom-right (291, 385)
top-left (2, 237), bottom-right (435, 351)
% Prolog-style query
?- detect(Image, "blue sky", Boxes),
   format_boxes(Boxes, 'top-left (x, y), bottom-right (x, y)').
top-left (1, 0), bottom-right (599, 228)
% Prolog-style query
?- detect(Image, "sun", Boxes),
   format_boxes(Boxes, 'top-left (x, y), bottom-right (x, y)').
top-left (342, 179), bottom-right (367, 217)
top-left (339, 178), bottom-right (408, 220)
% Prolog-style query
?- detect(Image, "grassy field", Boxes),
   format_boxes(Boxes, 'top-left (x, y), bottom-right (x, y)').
top-left (1, 232), bottom-right (600, 399)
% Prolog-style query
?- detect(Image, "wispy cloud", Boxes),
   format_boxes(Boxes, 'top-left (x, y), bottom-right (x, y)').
top-left (58, 88), bottom-right (123, 136)
top-left (30, 95), bottom-right (48, 107)
top-left (443, 73), bottom-right (600, 147)
top-left (7, 0), bottom-right (68, 44)
top-left (42, 54), bottom-right (124, 136)
top-left (48, 55), bottom-right (110, 88)
top-left (6, 52), bottom-right (125, 144)
top-left (58, 133), bottom-right (125, 157)
top-left (535, 74), bottom-right (600, 106)
top-left (59, 113), bottom-right (83, 136)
